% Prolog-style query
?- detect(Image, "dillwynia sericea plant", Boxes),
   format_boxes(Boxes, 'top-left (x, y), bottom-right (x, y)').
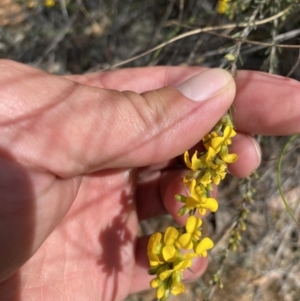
top-left (147, 113), bottom-right (238, 300)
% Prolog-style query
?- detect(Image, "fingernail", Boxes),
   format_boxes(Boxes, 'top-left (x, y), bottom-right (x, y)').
top-left (176, 69), bottom-right (232, 102)
top-left (247, 135), bottom-right (261, 169)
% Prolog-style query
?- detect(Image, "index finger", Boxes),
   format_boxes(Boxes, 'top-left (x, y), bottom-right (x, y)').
top-left (233, 71), bottom-right (300, 136)
top-left (69, 67), bottom-right (300, 136)
top-left (66, 66), bottom-right (206, 92)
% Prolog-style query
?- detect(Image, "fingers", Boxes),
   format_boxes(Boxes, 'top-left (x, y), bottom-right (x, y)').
top-left (0, 60), bottom-right (235, 178)
top-left (136, 169), bottom-right (184, 222)
top-left (66, 66), bottom-right (206, 92)
top-left (70, 66), bottom-right (300, 136)
top-left (234, 70), bottom-right (300, 135)
top-left (130, 235), bottom-right (208, 294)
top-left (228, 132), bottom-right (261, 177)
top-left (2, 60), bottom-right (298, 181)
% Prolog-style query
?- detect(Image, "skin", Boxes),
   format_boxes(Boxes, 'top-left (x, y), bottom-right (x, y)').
top-left (0, 60), bottom-right (300, 301)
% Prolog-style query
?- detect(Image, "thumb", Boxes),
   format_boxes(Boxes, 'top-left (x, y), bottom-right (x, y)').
top-left (1, 61), bottom-right (235, 177)
top-left (77, 68), bottom-right (235, 173)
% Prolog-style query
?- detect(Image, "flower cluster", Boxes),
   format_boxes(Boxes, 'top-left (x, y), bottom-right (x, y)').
top-left (147, 114), bottom-right (238, 300)
top-left (147, 216), bottom-right (213, 300)
top-left (177, 115), bottom-right (238, 217)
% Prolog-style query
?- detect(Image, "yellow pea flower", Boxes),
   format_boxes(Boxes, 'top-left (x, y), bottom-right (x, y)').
top-left (203, 131), bottom-right (219, 150)
top-left (162, 227), bottom-right (179, 262)
top-left (156, 283), bottom-right (169, 300)
top-left (185, 196), bottom-right (218, 215)
top-left (211, 163), bottom-right (227, 185)
top-left (184, 151), bottom-right (203, 171)
top-left (159, 258), bottom-right (192, 281)
top-left (164, 226), bottom-right (179, 245)
top-left (178, 216), bottom-right (202, 249)
top-left (147, 232), bottom-right (164, 266)
top-left (196, 237), bottom-right (214, 257)
top-left (202, 147), bottom-right (218, 169)
top-left (221, 125), bottom-right (237, 144)
top-left (200, 169), bottom-right (213, 187)
top-left (150, 277), bottom-right (161, 288)
top-left (210, 125), bottom-right (237, 153)
top-left (185, 179), bottom-right (219, 214)
top-left (219, 145), bottom-right (238, 163)
top-left (170, 272), bottom-right (185, 295)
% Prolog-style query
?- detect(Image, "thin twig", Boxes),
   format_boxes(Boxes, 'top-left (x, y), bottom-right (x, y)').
top-left (183, 28), bottom-right (300, 64)
top-left (99, 5), bottom-right (293, 71)
top-left (228, 0), bottom-right (267, 74)
top-left (269, 6), bottom-right (279, 74)
top-left (287, 49), bottom-right (300, 77)
top-left (34, 16), bottom-right (76, 65)
top-left (202, 31), bottom-right (300, 49)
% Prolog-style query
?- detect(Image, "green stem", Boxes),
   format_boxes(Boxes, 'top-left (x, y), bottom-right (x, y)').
top-left (276, 134), bottom-right (300, 226)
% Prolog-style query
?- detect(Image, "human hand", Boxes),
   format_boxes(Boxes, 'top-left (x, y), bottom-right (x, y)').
top-left (0, 60), bottom-right (299, 301)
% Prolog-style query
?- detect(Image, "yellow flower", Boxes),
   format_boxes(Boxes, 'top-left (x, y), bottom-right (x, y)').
top-left (162, 227), bottom-right (179, 262)
top-left (196, 237), bottom-right (214, 257)
top-left (164, 227), bottom-right (179, 245)
top-left (199, 169), bottom-right (213, 187)
top-left (170, 272), bottom-right (185, 295)
top-left (217, 0), bottom-right (231, 14)
top-left (185, 179), bottom-right (218, 214)
top-left (184, 151), bottom-right (203, 171)
top-left (178, 216), bottom-right (202, 249)
top-left (156, 282), bottom-right (169, 300)
top-left (147, 232), bottom-right (164, 266)
top-left (203, 131), bottom-right (219, 149)
top-left (209, 126), bottom-right (236, 153)
top-left (219, 145), bottom-right (238, 163)
top-left (44, 0), bottom-right (55, 7)
top-left (211, 163), bottom-right (227, 185)
top-left (159, 257), bottom-right (192, 281)
top-left (202, 147), bottom-right (218, 169)
top-left (150, 277), bottom-right (161, 288)
top-left (152, 254), bottom-right (197, 300)
top-left (147, 227), bottom-right (182, 266)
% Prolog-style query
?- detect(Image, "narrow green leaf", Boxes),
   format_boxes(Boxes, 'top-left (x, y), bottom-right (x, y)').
top-left (276, 134), bottom-right (300, 226)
